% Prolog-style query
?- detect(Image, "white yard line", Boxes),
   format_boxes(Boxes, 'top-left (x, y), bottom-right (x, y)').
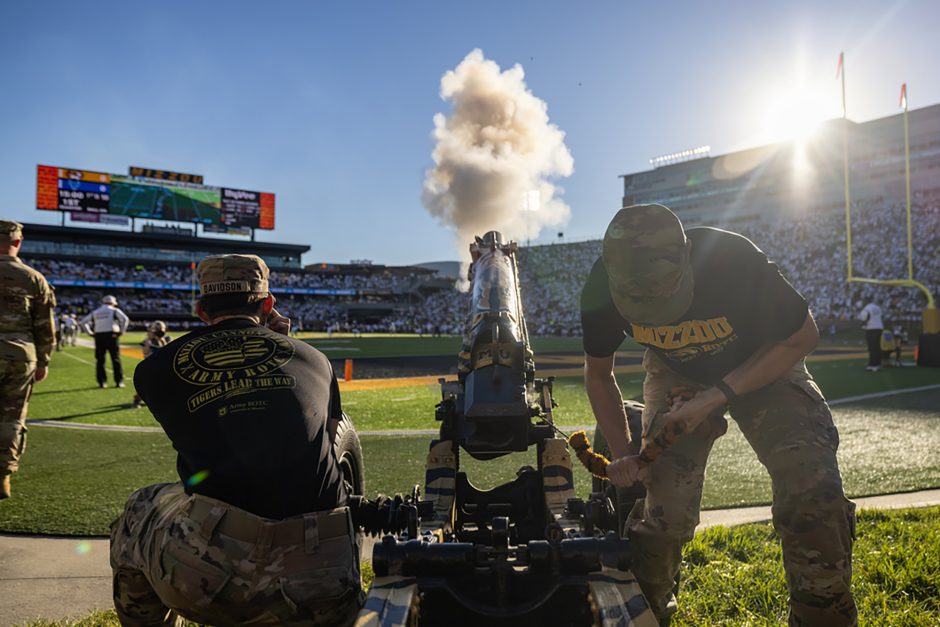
top-left (58, 351), bottom-right (95, 366)
top-left (27, 420), bottom-right (162, 433)
top-left (27, 385), bottom-right (940, 434)
top-left (828, 383), bottom-right (940, 406)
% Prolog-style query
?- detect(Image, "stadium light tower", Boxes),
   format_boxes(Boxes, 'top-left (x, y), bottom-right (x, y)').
top-left (522, 189), bottom-right (540, 248)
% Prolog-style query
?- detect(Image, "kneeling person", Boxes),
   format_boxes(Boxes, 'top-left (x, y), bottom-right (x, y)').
top-left (110, 254), bottom-right (363, 626)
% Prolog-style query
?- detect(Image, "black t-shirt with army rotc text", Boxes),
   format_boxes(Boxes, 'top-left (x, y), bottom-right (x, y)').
top-left (581, 227), bottom-right (809, 385)
top-left (135, 319), bottom-right (345, 520)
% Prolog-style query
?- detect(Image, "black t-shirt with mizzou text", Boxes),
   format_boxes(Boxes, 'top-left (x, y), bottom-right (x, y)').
top-left (135, 319), bottom-right (345, 519)
top-left (581, 227), bottom-right (809, 385)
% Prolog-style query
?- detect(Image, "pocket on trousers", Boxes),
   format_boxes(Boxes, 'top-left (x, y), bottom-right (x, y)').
top-left (158, 544), bottom-right (231, 609)
top-left (15, 424), bottom-right (27, 458)
top-left (783, 379), bottom-right (840, 451)
top-left (279, 565), bottom-right (358, 613)
top-left (785, 377), bottom-right (826, 404)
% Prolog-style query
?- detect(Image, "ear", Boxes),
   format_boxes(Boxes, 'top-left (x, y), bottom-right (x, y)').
top-left (194, 301), bottom-right (210, 323)
top-left (260, 295), bottom-right (275, 316)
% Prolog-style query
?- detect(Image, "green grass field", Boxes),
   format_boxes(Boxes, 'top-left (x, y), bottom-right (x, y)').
top-left (7, 337), bottom-right (939, 626)
top-left (24, 507), bottom-right (940, 626)
top-left (33, 344), bottom-right (939, 432)
top-left (4, 339), bottom-right (939, 536)
top-left (673, 506), bottom-right (940, 626)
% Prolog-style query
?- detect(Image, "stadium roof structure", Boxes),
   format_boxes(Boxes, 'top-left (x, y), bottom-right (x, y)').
top-left (619, 103), bottom-right (940, 226)
top-left (19, 222), bottom-right (308, 270)
top-left (304, 260), bottom-right (437, 276)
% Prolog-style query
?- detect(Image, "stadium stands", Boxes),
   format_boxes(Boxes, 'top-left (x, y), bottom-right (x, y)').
top-left (513, 189), bottom-right (940, 337)
top-left (22, 190), bottom-right (940, 339)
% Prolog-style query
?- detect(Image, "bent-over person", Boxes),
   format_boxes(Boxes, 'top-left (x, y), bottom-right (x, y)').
top-left (581, 205), bottom-right (856, 626)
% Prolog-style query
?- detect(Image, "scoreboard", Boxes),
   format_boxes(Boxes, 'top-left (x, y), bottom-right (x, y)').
top-left (37, 167), bottom-right (111, 214)
top-left (36, 165), bottom-right (275, 230)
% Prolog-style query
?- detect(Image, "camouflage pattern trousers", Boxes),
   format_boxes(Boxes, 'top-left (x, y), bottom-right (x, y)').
top-left (0, 358), bottom-right (35, 475)
top-left (110, 483), bottom-right (364, 626)
top-left (628, 352), bottom-right (857, 626)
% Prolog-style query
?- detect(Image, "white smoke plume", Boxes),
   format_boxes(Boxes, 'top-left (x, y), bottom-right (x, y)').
top-left (422, 49), bottom-right (574, 265)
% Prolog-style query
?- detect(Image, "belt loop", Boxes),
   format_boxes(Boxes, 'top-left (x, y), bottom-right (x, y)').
top-left (249, 521), bottom-right (275, 560)
top-left (199, 505), bottom-right (226, 539)
top-left (304, 513), bottom-right (320, 554)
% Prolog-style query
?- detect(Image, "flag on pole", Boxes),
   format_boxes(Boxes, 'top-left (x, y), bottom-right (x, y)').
top-left (899, 83), bottom-right (908, 109)
top-left (836, 52), bottom-right (844, 79)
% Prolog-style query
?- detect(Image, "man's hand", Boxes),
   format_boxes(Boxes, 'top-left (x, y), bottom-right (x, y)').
top-left (34, 367), bottom-right (48, 383)
top-left (661, 387), bottom-right (725, 435)
top-left (606, 454), bottom-right (648, 487)
top-left (265, 308), bottom-right (291, 336)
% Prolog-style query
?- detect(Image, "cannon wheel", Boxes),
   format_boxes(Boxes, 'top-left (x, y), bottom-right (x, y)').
top-left (590, 400), bottom-right (646, 536)
top-left (334, 412), bottom-right (364, 497)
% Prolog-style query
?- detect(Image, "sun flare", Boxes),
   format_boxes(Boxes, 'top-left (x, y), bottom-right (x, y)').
top-left (762, 89), bottom-right (835, 145)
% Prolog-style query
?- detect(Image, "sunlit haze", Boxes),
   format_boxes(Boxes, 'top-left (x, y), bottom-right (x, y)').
top-left (2, 0), bottom-right (939, 265)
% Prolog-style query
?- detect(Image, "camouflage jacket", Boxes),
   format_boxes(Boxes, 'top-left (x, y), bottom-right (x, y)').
top-left (0, 255), bottom-right (56, 365)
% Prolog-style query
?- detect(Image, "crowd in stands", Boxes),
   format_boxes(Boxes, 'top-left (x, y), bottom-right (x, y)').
top-left (366, 290), bottom-right (467, 336)
top-left (26, 190), bottom-right (940, 337)
top-left (382, 190), bottom-right (940, 337)
top-left (27, 258), bottom-right (420, 292)
top-left (736, 190), bottom-right (939, 327)
top-left (53, 289), bottom-right (355, 331)
top-left (55, 291), bottom-right (193, 316)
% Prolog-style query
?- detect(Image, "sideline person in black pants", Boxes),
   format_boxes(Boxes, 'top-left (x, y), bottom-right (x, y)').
top-left (80, 295), bottom-right (130, 387)
top-left (858, 300), bottom-right (883, 372)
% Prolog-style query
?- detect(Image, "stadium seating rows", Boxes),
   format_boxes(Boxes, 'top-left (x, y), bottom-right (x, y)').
top-left (27, 190), bottom-right (940, 337)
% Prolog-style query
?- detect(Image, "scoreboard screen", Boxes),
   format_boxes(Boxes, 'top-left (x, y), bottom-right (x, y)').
top-left (37, 166), bottom-right (111, 214)
top-left (220, 187), bottom-right (276, 229)
top-left (36, 165), bottom-right (275, 230)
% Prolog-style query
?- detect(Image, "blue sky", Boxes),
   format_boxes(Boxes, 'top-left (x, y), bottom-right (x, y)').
top-left (2, 1), bottom-right (938, 266)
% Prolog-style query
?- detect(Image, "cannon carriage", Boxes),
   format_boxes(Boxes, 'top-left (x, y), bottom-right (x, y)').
top-left (351, 232), bottom-right (658, 627)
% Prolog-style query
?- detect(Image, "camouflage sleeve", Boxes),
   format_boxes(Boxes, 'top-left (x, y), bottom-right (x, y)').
top-left (32, 277), bottom-right (57, 366)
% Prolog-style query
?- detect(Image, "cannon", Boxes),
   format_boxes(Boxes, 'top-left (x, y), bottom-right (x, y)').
top-left (352, 232), bottom-right (658, 627)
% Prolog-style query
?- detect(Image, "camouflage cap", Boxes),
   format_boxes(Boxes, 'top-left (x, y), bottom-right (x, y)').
top-left (602, 204), bottom-right (693, 326)
top-left (197, 254), bottom-right (270, 299)
top-left (0, 220), bottom-right (24, 241)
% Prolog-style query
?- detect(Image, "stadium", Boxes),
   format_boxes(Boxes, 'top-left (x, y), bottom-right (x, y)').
top-left (20, 104), bottom-right (940, 359)
top-left (3, 11), bottom-right (940, 624)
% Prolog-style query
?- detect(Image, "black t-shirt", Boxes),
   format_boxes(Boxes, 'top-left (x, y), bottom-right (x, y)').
top-left (135, 319), bottom-right (345, 519)
top-left (581, 227), bottom-right (809, 384)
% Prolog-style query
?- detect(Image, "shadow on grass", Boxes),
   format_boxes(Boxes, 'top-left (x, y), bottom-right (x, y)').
top-left (32, 404), bottom-right (132, 421)
top-left (32, 386), bottom-right (105, 396)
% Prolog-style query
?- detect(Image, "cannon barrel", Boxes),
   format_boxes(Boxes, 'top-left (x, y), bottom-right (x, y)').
top-left (438, 231), bottom-right (543, 459)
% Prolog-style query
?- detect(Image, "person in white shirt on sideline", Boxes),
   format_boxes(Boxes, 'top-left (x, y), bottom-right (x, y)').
top-left (858, 300), bottom-right (884, 372)
top-left (80, 295), bottom-right (130, 388)
top-left (65, 314), bottom-right (79, 346)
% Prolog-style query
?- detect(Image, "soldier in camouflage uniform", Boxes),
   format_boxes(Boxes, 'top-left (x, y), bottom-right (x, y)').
top-left (110, 254), bottom-right (362, 626)
top-left (581, 205), bottom-right (856, 626)
top-left (0, 220), bottom-right (56, 499)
